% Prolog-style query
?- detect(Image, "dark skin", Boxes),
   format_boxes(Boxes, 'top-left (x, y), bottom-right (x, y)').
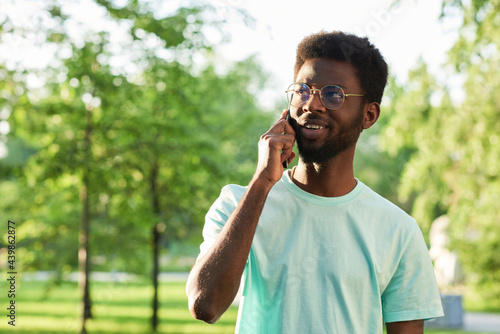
top-left (386, 320), bottom-right (424, 333)
top-left (290, 58), bottom-right (371, 197)
top-left (186, 58), bottom-right (424, 333)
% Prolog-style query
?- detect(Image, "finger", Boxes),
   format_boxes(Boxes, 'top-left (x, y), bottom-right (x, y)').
top-left (281, 149), bottom-right (295, 166)
top-left (270, 110), bottom-right (295, 136)
top-left (260, 132), bottom-right (294, 149)
top-left (277, 133), bottom-right (295, 149)
top-left (280, 139), bottom-right (295, 160)
top-left (273, 110), bottom-right (289, 129)
top-left (268, 118), bottom-right (289, 135)
top-left (279, 109), bottom-right (288, 120)
top-left (280, 147), bottom-right (291, 163)
top-left (283, 118), bottom-right (295, 136)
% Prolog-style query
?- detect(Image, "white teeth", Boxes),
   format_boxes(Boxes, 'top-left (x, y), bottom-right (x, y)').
top-left (305, 124), bottom-right (323, 129)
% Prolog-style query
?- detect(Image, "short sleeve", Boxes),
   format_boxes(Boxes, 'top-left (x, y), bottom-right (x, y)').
top-left (381, 222), bottom-right (444, 323)
top-left (196, 185), bottom-right (245, 261)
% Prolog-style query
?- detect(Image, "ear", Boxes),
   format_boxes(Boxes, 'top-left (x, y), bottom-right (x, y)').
top-left (362, 102), bottom-right (380, 129)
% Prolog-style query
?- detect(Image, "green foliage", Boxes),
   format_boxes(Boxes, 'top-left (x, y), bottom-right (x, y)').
top-left (380, 0), bottom-right (500, 302)
top-left (379, 61), bottom-right (455, 233)
top-left (97, 0), bottom-right (210, 49)
top-left (0, 1), bottom-right (273, 276)
top-left (0, 67), bottom-right (36, 178)
top-left (354, 76), bottom-right (414, 210)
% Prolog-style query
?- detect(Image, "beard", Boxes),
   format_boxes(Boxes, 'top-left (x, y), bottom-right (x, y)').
top-left (295, 109), bottom-right (364, 164)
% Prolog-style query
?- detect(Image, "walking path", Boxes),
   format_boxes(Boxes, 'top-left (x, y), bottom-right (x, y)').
top-left (463, 312), bottom-right (500, 333)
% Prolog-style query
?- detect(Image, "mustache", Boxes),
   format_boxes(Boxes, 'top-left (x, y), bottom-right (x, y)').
top-left (298, 113), bottom-right (323, 122)
top-left (293, 114), bottom-right (326, 130)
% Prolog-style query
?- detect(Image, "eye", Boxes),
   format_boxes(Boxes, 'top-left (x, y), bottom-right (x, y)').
top-left (286, 83), bottom-right (310, 106)
top-left (323, 86), bottom-right (343, 101)
top-left (324, 91), bottom-right (342, 99)
top-left (294, 84), bottom-right (309, 96)
top-left (296, 88), bottom-right (307, 95)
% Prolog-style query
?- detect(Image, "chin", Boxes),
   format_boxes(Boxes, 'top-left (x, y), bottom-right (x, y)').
top-left (297, 139), bottom-right (356, 164)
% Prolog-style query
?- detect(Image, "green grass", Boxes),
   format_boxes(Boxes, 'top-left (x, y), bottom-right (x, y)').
top-left (0, 280), bottom-right (237, 334)
top-left (424, 331), bottom-right (487, 334)
top-left (0, 280), bottom-right (491, 334)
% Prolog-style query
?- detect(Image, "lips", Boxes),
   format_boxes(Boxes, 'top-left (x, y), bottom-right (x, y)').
top-left (298, 121), bottom-right (328, 140)
top-left (304, 124), bottom-right (324, 130)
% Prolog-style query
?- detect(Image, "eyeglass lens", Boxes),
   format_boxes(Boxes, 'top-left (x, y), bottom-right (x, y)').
top-left (287, 83), bottom-right (344, 110)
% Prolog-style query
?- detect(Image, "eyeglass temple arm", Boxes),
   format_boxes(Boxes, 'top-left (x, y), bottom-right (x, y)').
top-left (286, 90), bottom-right (364, 97)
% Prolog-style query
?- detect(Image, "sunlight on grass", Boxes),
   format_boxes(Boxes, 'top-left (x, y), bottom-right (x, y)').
top-left (19, 301), bottom-right (79, 316)
top-left (0, 280), bottom-right (490, 334)
top-left (0, 280), bottom-right (236, 334)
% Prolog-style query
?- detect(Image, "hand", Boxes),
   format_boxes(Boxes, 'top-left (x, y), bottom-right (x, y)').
top-left (254, 110), bottom-right (296, 186)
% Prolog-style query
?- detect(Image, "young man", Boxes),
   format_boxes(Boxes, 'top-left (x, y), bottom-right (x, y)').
top-left (186, 31), bottom-right (443, 333)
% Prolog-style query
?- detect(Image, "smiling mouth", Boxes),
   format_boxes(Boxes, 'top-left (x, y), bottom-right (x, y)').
top-left (304, 124), bottom-right (325, 130)
top-left (299, 123), bottom-right (328, 140)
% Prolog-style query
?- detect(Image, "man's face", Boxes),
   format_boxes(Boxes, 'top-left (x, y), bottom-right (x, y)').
top-left (291, 58), bottom-right (365, 164)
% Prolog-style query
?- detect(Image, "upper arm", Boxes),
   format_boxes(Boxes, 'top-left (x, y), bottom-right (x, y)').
top-left (381, 222), bottom-right (443, 322)
top-left (386, 319), bottom-right (424, 334)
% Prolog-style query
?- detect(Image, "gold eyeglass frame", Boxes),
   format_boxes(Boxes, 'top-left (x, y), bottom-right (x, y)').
top-left (285, 83), bottom-right (364, 110)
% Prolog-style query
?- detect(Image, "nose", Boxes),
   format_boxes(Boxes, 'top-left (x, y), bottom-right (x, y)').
top-left (303, 88), bottom-right (326, 113)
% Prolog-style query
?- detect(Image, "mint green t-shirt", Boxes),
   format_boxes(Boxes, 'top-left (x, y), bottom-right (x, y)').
top-left (199, 171), bottom-right (443, 333)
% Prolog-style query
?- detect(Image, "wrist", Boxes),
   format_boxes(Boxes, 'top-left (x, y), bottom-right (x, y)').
top-left (249, 172), bottom-right (279, 194)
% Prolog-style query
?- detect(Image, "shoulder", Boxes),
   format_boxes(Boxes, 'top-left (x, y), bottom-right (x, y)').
top-left (219, 184), bottom-right (247, 203)
top-left (219, 172), bottom-right (291, 206)
top-left (207, 184), bottom-right (247, 219)
top-left (359, 183), bottom-right (410, 217)
top-left (357, 182), bottom-right (418, 232)
top-left (201, 184), bottom-right (248, 240)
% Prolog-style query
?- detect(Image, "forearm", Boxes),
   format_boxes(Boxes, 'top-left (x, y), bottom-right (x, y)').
top-left (186, 177), bottom-right (274, 323)
top-left (187, 109), bottom-right (295, 323)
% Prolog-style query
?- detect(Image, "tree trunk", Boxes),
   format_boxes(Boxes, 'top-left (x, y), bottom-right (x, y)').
top-left (151, 160), bottom-right (161, 332)
top-left (79, 107), bottom-right (93, 334)
top-left (152, 225), bottom-right (160, 331)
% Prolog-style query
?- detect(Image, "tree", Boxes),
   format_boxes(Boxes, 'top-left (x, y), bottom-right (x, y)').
top-left (379, 60), bottom-right (454, 233)
top-left (354, 75), bottom-right (413, 210)
top-left (381, 0), bottom-right (500, 304)
top-left (440, 0), bottom-right (500, 302)
top-left (0, 0), bottom-right (274, 332)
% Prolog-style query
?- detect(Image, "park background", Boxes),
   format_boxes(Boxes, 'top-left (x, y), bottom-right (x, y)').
top-left (0, 0), bottom-right (499, 333)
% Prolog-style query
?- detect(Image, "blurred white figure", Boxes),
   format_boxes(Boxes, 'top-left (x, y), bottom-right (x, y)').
top-left (429, 216), bottom-right (464, 287)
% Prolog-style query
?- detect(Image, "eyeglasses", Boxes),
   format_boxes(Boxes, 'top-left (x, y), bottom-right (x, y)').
top-left (285, 83), bottom-right (364, 110)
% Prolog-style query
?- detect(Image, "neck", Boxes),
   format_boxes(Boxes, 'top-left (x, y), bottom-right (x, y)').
top-left (291, 150), bottom-right (357, 197)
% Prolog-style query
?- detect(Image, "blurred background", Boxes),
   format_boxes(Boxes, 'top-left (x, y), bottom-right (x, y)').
top-left (0, 0), bottom-right (499, 333)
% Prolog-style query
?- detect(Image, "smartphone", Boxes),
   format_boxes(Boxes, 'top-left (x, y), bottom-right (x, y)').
top-left (282, 111), bottom-right (292, 168)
